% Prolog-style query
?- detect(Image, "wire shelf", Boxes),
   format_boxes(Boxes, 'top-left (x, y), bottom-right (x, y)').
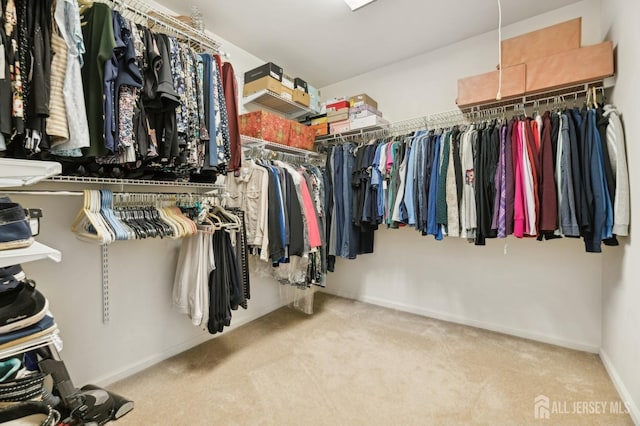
top-left (241, 135), bottom-right (323, 158)
top-left (46, 175), bottom-right (223, 188)
top-left (243, 90), bottom-right (315, 119)
top-left (316, 78), bottom-right (615, 144)
top-left (101, 0), bottom-right (226, 56)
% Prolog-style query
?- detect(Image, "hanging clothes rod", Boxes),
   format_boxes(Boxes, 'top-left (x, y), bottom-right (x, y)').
top-left (0, 189), bottom-right (228, 198)
top-left (317, 78), bottom-right (615, 145)
top-left (241, 135), bottom-right (323, 158)
top-left (317, 110), bottom-right (467, 144)
top-left (99, 0), bottom-right (229, 57)
top-left (460, 78), bottom-right (614, 112)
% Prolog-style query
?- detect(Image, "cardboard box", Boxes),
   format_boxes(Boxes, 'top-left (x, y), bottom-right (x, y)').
top-left (244, 62), bottom-right (283, 84)
top-left (308, 85), bottom-right (321, 113)
top-left (330, 119), bottom-right (350, 134)
top-left (239, 111), bottom-right (290, 144)
top-left (456, 64), bottom-right (526, 108)
top-left (309, 123), bottom-right (329, 137)
top-left (349, 104), bottom-right (382, 120)
top-left (293, 88), bottom-right (310, 107)
top-left (310, 115), bottom-right (328, 125)
top-left (349, 93), bottom-right (378, 109)
top-left (281, 74), bottom-right (295, 90)
top-left (325, 96), bottom-right (347, 105)
top-left (502, 18), bottom-right (582, 67)
top-left (294, 78), bottom-right (308, 93)
top-left (280, 86), bottom-right (293, 101)
top-left (327, 100), bottom-right (350, 112)
top-left (289, 122), bottom-right (315, 150)
top-left (327, 108), bottom-right (349, 123)
top-left (243, 76), bottom-right (283, 97)
top-left (525, 41), bottom-right (614, 93)
top-left (350, 115), bottom-right (389, 131)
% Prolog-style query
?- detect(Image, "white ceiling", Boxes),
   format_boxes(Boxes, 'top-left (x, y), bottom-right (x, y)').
top-left (158, 0), bottom-right (581, 88)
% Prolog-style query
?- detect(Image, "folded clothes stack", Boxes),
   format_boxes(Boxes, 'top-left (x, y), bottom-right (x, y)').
top-left (0, 263), bottom-right (59, 425)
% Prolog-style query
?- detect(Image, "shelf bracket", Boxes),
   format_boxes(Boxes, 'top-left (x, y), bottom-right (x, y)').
top-left (101, 245), bottom-right (110, 324)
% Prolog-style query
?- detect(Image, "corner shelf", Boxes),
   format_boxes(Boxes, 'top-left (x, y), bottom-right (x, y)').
top-left (0, 159), bottom-right (62, 188)
top-left (0, 242), bottom-right (62, 268)
top-left (243, 90), bottom-right (314, 119)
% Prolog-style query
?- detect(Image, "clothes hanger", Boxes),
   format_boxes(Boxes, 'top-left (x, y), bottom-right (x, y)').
top-left (92, 190), bottom-right (115, 243)
top-left (78, 0), bottom-right (94, 17)
top-left (156, 197), bottom-right (180, 239)
top-left (71, 190), bottom-right (111, 244)
top-left (599, 86), bottom-right (607, 106)
top-left (99, 190), bottom-right (129, 241)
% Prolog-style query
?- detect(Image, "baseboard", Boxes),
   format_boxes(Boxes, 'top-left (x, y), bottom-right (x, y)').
top-left (323, 289), bottom-right (600, 353)
top-left (600, 349), bottom-right (640, 425)
top-left (92, 300), bottom-right (288, 387)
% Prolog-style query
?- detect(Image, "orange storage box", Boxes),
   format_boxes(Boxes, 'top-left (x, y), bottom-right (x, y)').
top-left (289, 122), bottom-right (315, 151)
top-left (239, 111), bottom-right (290, 145)
top-left (309, 123), bottom-right (329, 137)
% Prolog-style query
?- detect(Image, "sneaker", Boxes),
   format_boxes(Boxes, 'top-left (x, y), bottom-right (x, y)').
top-left (0, 372), bottom-right (47, 403)
top-left (0, 280), bottom-right (48, 334)
top-left (0, 359), bottom-right (21, 382)
top-left (0, 401), bottom-right (59, 425)
top-left (0, 265), bottom-right (26, 283)
top-left (0, 265), bottom-right (25, 293)
top-left (0, 199), bottom-right (33, 251)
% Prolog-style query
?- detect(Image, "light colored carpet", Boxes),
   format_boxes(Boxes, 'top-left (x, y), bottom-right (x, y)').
top-left (109, 293), bottom-right (632, 425)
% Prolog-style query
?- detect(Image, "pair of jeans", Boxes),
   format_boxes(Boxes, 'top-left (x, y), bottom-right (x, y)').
top-left (342, 143), bottom-right (355, 258)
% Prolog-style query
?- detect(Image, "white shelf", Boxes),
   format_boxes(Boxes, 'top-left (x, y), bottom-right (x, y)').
top-left (243, 90), bottom-right (314, 119)
top-left (0, 328), bottom-right (62, 360)
top-left (0, 241), bottom-right (62, 268)
top-left (241, 135), bottom-right (322, 158)
top-left (0, 159), bottom-right (62, 188)
top-left (315, 123), bottom-right (391, 143)
top-left (45, 175), bottom-right (223, 188)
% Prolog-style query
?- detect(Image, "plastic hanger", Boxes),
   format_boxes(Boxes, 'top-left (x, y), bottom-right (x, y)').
top-left (71, 190), bottom-right (111, 244)
top-left (99, 190), bottom-right (129, 241)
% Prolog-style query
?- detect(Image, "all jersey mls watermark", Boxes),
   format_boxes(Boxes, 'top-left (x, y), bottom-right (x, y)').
top-left (534, 395), bottom-right (630, 419)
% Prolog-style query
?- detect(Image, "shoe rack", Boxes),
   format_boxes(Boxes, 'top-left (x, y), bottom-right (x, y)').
top-left (0, 158), bottom-right (63, 359)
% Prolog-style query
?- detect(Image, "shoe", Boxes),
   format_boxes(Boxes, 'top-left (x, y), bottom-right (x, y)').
top-left (0, 265), bottom-right (26, 293)
top-left (0, 359), bottom-right (21, 382)
top-left (0, 199), bottom-right (33, 251)
top-left (0, 280), bottom-right (48, 334)
top-left (0, 372), bottom-right (47, 403)
top-left (0, 277), bottom-right (21, 293)
top-left (0, 401), bottom-right (59, 425)
top-left (0, 265), bottom-right (26, 283)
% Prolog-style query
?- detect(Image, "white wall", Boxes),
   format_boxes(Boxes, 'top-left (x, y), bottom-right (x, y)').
top-left (7, 26), bottom-right (289, 387)
top-left (320, 0), bottom-right (607, 352)
top-left (599, 0), bottom-right (640, 423)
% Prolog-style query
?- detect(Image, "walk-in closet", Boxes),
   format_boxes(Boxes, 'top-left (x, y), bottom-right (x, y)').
top-left (0, 0), bottom-right (638, 424)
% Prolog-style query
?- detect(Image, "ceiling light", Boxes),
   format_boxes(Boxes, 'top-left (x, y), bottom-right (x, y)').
top-left (344, 0), bottom-right (377, 11)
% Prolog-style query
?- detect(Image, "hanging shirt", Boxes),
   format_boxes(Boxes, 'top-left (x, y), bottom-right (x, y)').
top-left (81, 3), bottom-right (116, 157)
top-left (603, 105), bottom-right (630, 236)
top-left (460, 127), bottom-right (477, 239)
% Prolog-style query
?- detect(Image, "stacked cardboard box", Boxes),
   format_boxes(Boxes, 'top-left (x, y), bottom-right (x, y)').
top-left (243, 63), bottom-right (313, 108)
top-left (319, 93), bottom-right (387, 135)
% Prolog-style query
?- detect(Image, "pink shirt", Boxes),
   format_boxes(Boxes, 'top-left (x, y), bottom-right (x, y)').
top-left (513, 121), bottom-right (526, 238)
top-left (299, 174), bottom-right (322, 248)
